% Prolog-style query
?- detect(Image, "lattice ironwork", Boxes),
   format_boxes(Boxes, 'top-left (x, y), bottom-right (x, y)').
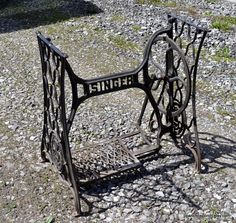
top-left (37, 14), bottom-right (208, 216)
top-left (73, 138), bottom-right (141, 182)
top-left (169, 15), bottom-right (208, 171)
top-left (38, 36), bottom-right (68, 177)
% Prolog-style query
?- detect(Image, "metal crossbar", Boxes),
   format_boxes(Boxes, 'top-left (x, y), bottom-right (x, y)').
top-left (37, 14), bottom-right (208, 215)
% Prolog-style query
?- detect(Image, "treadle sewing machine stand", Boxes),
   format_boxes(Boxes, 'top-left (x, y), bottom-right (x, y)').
top-left (37, 14), bottom-right (208, 215)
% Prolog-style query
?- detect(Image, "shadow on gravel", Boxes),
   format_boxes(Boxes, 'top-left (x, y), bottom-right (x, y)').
top-left (78, 153), bottom-right (200, 215)
top-left (0, 0), bottom-right (103, 33)
top-left (199, 132), bottom-right (236, 174)
top-left (76, 133), bottom-right (236, 215)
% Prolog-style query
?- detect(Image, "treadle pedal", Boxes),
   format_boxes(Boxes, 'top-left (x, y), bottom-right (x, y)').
top-left (133, 145), bottom-right (160, 158)
top-left (72, 138), bottom-right (141, 183)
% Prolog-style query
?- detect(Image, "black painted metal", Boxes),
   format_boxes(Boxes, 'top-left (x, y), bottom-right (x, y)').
top-left (37, 14), bottom-right (208, 215)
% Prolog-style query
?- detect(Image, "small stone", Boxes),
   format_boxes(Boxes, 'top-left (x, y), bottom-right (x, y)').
top-left (222, 182), bottom-right (228, 188)
top-left (113, 196), bottom-right (120, 202)
top-left (105, 217), bottom-right (113, 222)
top-left (225, 116), bottom-right (231, 120)
top-left (227, 179), bottom-right (233, 184)
top-left (103, 195), bottom-right (112, 202)
top-left (20, 171), bottom-right (25, 177)
top-left (143, 209), bottom-right (151, 217)
top-left (30, 136), bottom-right (36, 141)
top-left (156, 191), bottom-right (165, 197)
top-left (139, 215), bottom-right (149, 222)
top-left (132, 206), bottom-right (142, 213)
top-left (232, 213), bottom-right (236, 219)
top-left (83, 30), bottom-right (88, 35)
top-left (178, 213), bottom-right (185, 220)
top-left (163, 208), bottom-right (171, 214)
top-left (184, 182), bottom-right (191, 190)
top-left (2, 136), bottom-right (8, 140)
top-left (213, 194), bottom-right (222, 200)
top-left (125, 214), bottom-right (136, 221)
top-left (141, 200), bottom-right (150, 206)
top-left (0, 147), bottom-right (6, 152)
top-left (99, 213), bottom-right (106, 220)
top-left (123, 208), bottom-right (132, 214)
top-left (118, 191), bottom-right (125, 197)
top-left (226, 101), bottom-right (232, 106)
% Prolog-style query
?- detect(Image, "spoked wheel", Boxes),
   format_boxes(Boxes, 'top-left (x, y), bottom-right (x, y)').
top-left (147, 36), bottom-right (190, 131)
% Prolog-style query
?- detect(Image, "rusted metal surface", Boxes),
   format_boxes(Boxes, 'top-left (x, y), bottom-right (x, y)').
top-left (37, 14), bottom-right (208, 215)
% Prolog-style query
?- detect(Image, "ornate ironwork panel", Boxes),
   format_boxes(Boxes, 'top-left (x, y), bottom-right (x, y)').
top-left (37, 34), bottom-right (70, 180)
top-left (138, 14), bottom-right (208, 171)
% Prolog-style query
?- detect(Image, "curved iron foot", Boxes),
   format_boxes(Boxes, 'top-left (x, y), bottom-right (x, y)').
top-left (183, 132), bottom-right (201, 173)
top-left (41, 138), bottom-right (49, 162)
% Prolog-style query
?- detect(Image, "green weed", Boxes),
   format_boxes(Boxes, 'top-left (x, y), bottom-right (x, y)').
top-left (209, 205), bottom-right (219, 219)
top-left (204, 11), bottom-right (213, 16)
top-left (108, 35), bottom-right (139, 51)
top-left (44, 216), bottom-right (55, 223)
top-left (206, 0), bottom-right (218, 3)
top-left (161, 1), bottom-right (177, 7)
top-left (213, 47), bottom-right (235, 62)
top-left (136, 0), bottom-right (177, 7)
top-left (131, 25), bottom-right (142, 32)
top-left (216, 107), bottom-right (231, 116)
top-left (211, 16), bottom-right (236, 32)
top-left (111, 15), bottom-right (125, 22)
top-left (201, 219), bottom-right (209, 223)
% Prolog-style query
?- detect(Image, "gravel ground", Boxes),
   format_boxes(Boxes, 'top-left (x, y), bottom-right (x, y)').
top-left (0, 0), bottom-right (235, 222)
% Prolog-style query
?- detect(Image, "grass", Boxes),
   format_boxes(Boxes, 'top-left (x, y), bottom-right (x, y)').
top-left (136, 0), bottom-right (146, 4)
top-left (201, 219), bottom-right (210, 223)
top-left (41, 216), bottom-right (55, 223)
top-left (209, 204), bottom-right (219, 219)
top-left (41, 19), bottom-right (140, 76)
top-left (162, 1), bottom-right (177, 7)
top-left (211, 16), bottom-right (236, 32)
top-left (108, 35), bottom-right (139, 51)
top-left (5, 202), bottom-right (17, 214)
top-left (228, 93), bottom-right (236, 103)
top-left (186, 6), bottom-right (198, 16)
top-left (197, 80), bottom-right (213, 95)
top-left (217, 168), bottom-right (227, 175)
top-left (216, 106), bottom-right (235, 126)
top-left (204, 11), bottom-right (213, 17)
top-left (111, 15), bottom-right (125, 23)
top-left (206, 0), bottom-right (218, 3)
top-left (175, 4), bottom-right (200, 16)
top-left (230, 118), bottom-right (236, 126)
top-left (131, 25), bottom-right (142, 32)
top-left (216, 107), bottom-right (231, 117)
top-left (216, 47), bottom-right (231, 59)
top-left (46, 26), bottom-right (61, 36)
top-left (212, 47), bottom-right (235, 62)
top-left (201, 46), bottom-right (235, 63)
top-left (200, 202), bottom-right (225, 222)
top-left (206, 112), bottom-right (215, 121)
top-left (136, 0), bottom-right (177, 7)
top-left (196, 80), bottom-right (236, 126)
